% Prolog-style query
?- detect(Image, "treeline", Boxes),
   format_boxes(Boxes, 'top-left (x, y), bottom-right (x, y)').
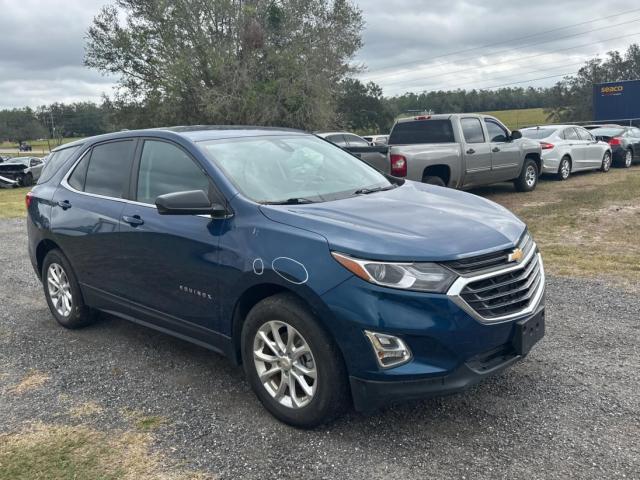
top-left (1, 39), bottom-right (639, 142)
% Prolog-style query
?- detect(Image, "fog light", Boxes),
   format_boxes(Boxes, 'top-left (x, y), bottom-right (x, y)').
top-left (364, 331), bottom-right (412, 368)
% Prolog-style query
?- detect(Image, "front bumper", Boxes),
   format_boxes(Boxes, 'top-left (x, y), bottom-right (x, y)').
top-left (0, 174), bottom-right (18, 187)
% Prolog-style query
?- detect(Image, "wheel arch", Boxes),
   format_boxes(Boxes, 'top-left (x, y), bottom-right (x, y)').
top-left (525, 152), bottom-right (542, 174)
top-left (36, 238), bottom-right (62, 277)
top-left (422, 164), bottom-right (451, 185)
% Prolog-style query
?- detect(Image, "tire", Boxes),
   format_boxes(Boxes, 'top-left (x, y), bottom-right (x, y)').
top-left (241, 293), bottom-right (350, 428)
top-left (422, 176), bottom-right (446, 187)
top-left (21, 173), bottom-right (33, 187)
top-left (622, 149), bottom-right (633, 168)
top-left (514, 158), bottom-right (539, 192)
top-left (42, 249), bottom-right (97, 329)
top-left (556, 156), bottom-right (571, 181)
top-left (600, 151), bottom-right (612, 172)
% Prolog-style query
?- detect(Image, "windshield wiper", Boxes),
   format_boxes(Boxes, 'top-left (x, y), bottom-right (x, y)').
top-left (264, 197), bottom-right (316, 205)
top-left (353, 184), bottom-right (398, 195)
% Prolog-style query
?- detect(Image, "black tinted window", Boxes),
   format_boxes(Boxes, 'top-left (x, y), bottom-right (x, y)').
top-left (37, 146), bottom-right (80, 184)
top-left (389, 120), bottom-right (455, 144)
top-left (67, 153), bottom-right (90, 191)
top-left (84, 140), bottom-right (135, 198)
top-left (461, 118), bottom-right (485, 144)
top-left (136, 140), bottom-right (210, 205)
top-left (326, 135), bottom-right (347, 147)
top-left (485, 120), bottom-right (509, 142)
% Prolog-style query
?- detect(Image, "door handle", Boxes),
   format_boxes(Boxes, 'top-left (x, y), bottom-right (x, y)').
top-left (57, 200), bottom-right (72, 210)
top-left (492, 147), bottom-right (501, 153)
top-left (466, 148), bottom-right (475, 154)
top-left (122, 215), bottom-right (144, 227)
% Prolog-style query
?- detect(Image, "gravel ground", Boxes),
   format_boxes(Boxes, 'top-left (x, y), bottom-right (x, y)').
top-left (1, 217), bottom-right (638, 479)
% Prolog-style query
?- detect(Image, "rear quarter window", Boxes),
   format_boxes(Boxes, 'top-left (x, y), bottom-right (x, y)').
top-left (37, 146), bottom-right (81, 184)
top-left (389, 120), bottom-right (455, 144)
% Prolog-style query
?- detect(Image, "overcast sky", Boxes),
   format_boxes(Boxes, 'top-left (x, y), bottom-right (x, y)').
top-left (0, 0), bottom-right (638, 108)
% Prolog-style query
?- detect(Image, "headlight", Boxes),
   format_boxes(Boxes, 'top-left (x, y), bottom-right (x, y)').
top-left (331, 252), bottom-right (457, 293)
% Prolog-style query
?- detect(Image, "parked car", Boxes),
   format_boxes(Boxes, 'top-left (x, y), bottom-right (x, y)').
top-left (0, 156), bottom-right (45, 186)
top-left (363, 134), bottom-right (389, 145)
top-left (19, 142), bottom-right (32, 152)
top-left (520, 125), bottom-right (612, 180)
top-left (386, 114), bottom-right (543, 191)
top-left (27, 127), bottom-right (545, 427)
top-left (316, 131), bottom-right (389, 171)
top-left (590, 126), bottom-right (640, 168)
top-left (582, 123), bottom-right (621, 130)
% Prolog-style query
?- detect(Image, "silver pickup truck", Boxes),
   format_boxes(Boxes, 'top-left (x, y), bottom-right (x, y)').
top-left (385, 114), bottom-right (543, 192)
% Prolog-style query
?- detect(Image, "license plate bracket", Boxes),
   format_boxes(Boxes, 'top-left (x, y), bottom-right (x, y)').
top-left (513, 310), bottom-right (545, 356)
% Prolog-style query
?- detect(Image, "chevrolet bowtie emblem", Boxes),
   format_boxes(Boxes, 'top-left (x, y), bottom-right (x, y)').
top-left (508, 248), bottom-right (524, 263)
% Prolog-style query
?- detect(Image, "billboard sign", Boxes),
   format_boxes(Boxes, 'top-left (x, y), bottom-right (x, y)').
top-left (593, 79), bottom-right (640, 121)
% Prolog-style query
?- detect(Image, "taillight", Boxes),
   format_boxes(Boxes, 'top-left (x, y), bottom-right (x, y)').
top-left (25, 191), bottom-right (33, 209)
top-left (414, 115), bottom-right (431, 120)
top-left (609, 137), bottom-right (622, 146)
top-left (540, 142), bottom-right (554, 150)
top-left (390, 154), bottom-right (407, 177)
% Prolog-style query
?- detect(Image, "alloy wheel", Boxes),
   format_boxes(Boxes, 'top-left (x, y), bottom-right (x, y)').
top-left (525, 165), bottom-right (537, 187)
top-left (560, 159), bottom-right (570, 179)
top-left (47, 263), bottom-right (73, 317)
top-left (625, 150), bottom-right (632, 167)
top-left (602, 153), bottom-right (611, 172)
top-left (253, 320), bottom-right (317, 409)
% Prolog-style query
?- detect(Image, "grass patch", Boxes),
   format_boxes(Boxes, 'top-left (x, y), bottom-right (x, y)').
top-left (477, 108), bottom-right (550, 129)
top-left (0, 423), bottom-right (205, 480)
top-left (135, 416), bottom-right (165, 432)
top-left (0, 187), bottom-right (28, 219)
top-left (484, 166), bottom-right (640, 288)
top-left (7, 371), bottom-right (50, 395)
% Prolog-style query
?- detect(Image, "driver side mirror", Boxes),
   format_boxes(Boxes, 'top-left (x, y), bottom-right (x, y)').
top-left (155, 190), bottom-right (227, 217)
top-left (510, 130), bottom-right (522, 141)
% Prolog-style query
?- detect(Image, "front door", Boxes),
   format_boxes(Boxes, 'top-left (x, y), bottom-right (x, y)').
top-left (116, 139), bottom-right (227, 335)
top-left (576, 127), bottom-right (602, 167)
top-left (460, 117), bottom-right (492, 187)
top-left (563, 127), bottom-right (586, 170)
top-left (484, 118), bottom-right (521, 181)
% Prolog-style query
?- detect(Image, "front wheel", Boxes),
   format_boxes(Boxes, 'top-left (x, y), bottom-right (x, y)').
top-left (622, 149), bottom-right (633, 168)
top-left (21, 173), bottom-right (33, 187)
top-left (514, 159), bottom-right (539, 192)
top-left (241, 293), bottom-right (350, 428)
top-left (600, 151), bottom-right (612, 172)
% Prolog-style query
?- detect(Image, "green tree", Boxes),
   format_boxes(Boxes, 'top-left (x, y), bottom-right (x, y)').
top-left (85, 0), bottom-right (363, 130)
top-left (0, 108), bottom-right (47, 143)
top-left (335, 79), bottom-right (394, 133)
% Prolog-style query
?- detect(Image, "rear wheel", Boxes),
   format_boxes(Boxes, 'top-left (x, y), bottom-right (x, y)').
top-left (622, 149), bottom-right (633, 168)
top-left (422, 175), bottom-right (446, 187)
top-left (514, 159), bottom-right (539, 192)
top-left (241, 293), bottom-right (349, 428)
top-left (557, 156), bottom-right (571, 181)
top-left (42, 250), bottom-right (97, 329)
top-left (600, 151), bottom-right (612, 172)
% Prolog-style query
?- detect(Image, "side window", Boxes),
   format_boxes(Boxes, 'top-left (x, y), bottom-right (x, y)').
top-left (461, 118), bottom-right (486, 144)
top-left (564, 128), bottom-right (580, 141)
top-left (344, 134), bottom-right (369, 147)
top-left (577, 128), bottom-right (593, 141)
top-left (67, 153), bottom-right (90, 191)
top-left (484, 120), bottom-right (509, 143)
top-left (136, 140), bottom-right (210, 205)
top-left (84, 140), bottom-right (136, 198)
top-left (327, 135), bottom-right (347, 147)
top-left (632, 128), bottom-right (640, 137)
top-left (37, 146), bottom-right (80, 184)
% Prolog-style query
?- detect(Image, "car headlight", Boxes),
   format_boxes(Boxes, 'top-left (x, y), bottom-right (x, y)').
top-left (331, 252), bottom-right (457, 293)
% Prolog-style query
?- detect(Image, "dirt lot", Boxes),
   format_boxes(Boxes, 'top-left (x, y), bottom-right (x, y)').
top-left (1, 168), bottom-right (639, 479)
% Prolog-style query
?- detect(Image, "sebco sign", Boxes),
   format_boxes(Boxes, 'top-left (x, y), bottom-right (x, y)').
top-left (593, 80), bottom-right (640, 121)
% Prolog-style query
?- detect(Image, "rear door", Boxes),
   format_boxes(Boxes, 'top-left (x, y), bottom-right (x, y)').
top-left (484, 118), bottom-right (520, 181)
top-left (117, 138), bottom-right (227, 334)
top-left (563, 127), bottom-right (585, 169)
top-left (460, 117), bottom-right (492, 186)
top-left (51, 139), bottom-right (137, 296)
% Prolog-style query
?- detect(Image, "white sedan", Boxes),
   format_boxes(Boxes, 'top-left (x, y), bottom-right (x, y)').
top-left (521, 125), bottom-right (612, 180)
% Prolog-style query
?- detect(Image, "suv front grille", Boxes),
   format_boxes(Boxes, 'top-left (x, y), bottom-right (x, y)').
top-left (459, 249), bottom-right (542, 319)
top-left (445, 232), bottom-right (533, 275)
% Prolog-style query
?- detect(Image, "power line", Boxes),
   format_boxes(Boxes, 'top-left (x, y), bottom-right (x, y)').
top-left (361, 7), bottom-right (640, 79)
top-left (382, 30), bottom-right (640, 91)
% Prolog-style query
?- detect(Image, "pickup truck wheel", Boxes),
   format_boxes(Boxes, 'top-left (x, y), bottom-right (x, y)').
top-left (422, 175), bottom-right (446, 187)
top-left (600, 152), bottom-right (612, 172)
top-left (556, 156), bottom-right (571, 181)
top-left (241, 293), bottom-right (350, 428)
top-left (42, 250), bottom-right (97, 329)
top-left (514, 159), bottom-right (539, 192)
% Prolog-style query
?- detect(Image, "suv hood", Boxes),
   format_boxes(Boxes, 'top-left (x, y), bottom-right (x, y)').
top-left (260, 181), bottom-right (525, 262)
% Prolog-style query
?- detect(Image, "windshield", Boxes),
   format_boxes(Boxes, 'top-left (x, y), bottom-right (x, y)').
top-left (2, 158), bottom-right (28, 165)
top-left (521, 128), bottom-right (557, 139)
top-left (590, 128), bottom-right (625, 137)
top-left (199, 135), bottom-right (392, 204)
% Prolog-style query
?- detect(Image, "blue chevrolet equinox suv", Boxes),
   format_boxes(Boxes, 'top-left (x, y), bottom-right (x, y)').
top-left (27, 127), bottom-right (545, 427)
